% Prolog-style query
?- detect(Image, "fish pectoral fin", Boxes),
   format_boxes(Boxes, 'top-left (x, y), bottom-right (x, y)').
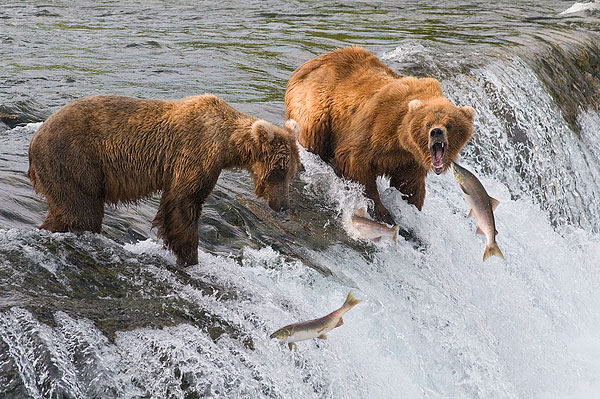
top-left (288, 342), bottom-right (297, 351)
top-left (490, 197), bottom-right (500, 211)
top-left (354, 207), bottom-right (368, 218)
top-left (372, 236), bottom-right (382, 242)
top-left (467, 209), bottom-right (474, 218)
top-left (460, 185), bottom-right (469, 195)
top-left (317, 334), bottom-right (327, 340)
top-left (476, 226), bottom-right (485, 235)
top-left (335, 317), bottom-right (344, 328)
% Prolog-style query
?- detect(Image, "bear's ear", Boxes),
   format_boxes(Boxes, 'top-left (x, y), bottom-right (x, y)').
top-left (251, 119), bottom-right (275, 143)
top-left (460, 106), bottom-right (475, 121)
top-left (283, 119), bottom-right (300, 140)
top-left (408, 99), bottom-right (424, 112)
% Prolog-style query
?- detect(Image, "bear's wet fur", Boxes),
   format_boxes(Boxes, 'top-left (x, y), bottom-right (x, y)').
top-left (285, 46), bottom-right (474, 225)
top-left (28, 94), bottom-right (300, 265)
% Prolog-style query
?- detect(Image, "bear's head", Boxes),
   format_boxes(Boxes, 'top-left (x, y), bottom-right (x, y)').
top-left (249, 119), bottom-right (301, 212)
top-left (406, 97), bottom-right (474, 174)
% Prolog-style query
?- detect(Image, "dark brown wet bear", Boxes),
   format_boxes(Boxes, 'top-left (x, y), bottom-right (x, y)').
top-left (285, 47), bottom-right (475, 225)
top-left (28, 94), bottom-right (301, 265)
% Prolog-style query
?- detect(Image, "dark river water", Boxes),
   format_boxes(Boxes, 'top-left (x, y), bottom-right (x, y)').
top-left (1, 1), bottom-right (600, 398)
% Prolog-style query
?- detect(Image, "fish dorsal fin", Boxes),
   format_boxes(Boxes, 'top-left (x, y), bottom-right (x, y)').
top-left (354, 207), bottom-right (368, 218)
top-left (318, 334), bottom-right (327, 340)
top-left (335, 318), bottom-right (344, 328)
top-left (476, 226), bottom-right (485, 235)
top-left (490, 197), bottom-right (500, 211)
top-left (467, 209), bottom-right (474, 218)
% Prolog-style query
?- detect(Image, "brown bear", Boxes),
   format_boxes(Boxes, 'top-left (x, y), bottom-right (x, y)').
top-left (285, 46), bottom-right (475, 225)
top-left (28, 94), bottom-right (301, 265)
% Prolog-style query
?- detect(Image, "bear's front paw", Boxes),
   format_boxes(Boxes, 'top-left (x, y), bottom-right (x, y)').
top-left (375, 206), bottom-right (396, 226)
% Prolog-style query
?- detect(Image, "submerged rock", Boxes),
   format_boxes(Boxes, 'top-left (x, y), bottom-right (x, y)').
top-left (0, 112), bottom-right (24, 132)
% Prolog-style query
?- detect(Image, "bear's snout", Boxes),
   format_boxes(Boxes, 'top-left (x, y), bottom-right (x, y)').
top-left (428, 127), bottom-right (448, 175)
top-left (268, 197), bottom-right (290, 213)
top-left (429, 128), bottom-right (445, 139)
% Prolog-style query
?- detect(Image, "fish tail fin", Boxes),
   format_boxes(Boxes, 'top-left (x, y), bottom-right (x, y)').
top-left (343, 291), bottom-right (361, 309)
top-left (483, 243), bottom-right (504, 262)
top-left (393, 225), bottom-right (399, 244)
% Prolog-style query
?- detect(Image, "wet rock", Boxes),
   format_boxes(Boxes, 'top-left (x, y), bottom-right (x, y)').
top-left (524, 35), bottom-right (600, 137)
top-left (0, 230), bottom-right (253, 348)
top-left (0, 112), bottom-right (24, 130)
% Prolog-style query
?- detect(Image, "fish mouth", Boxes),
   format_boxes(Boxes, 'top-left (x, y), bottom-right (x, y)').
top-left (429, 140), bottom-right (447, 175)
top-left (269, 327), bottom-right (290, 340)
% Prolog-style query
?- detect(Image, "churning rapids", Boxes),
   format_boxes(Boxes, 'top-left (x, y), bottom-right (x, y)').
top-left (1, 1), bottom-right (600, 398)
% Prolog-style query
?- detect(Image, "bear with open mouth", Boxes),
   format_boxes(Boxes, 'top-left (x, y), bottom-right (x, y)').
top-left (285, 46), bottom-right (475, 225)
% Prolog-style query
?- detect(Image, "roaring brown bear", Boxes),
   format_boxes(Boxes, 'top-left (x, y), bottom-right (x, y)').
top-left (285, 46), bottom-right (475, 225)
top-left (28, 94), bottom-right (301, 265)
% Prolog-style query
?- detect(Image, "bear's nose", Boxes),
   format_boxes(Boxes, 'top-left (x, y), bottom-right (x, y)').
top-left (430, 128), bottom-right (444, 138)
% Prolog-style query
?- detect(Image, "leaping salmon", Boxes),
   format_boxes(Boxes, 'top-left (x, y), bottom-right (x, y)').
top-left (270, 291), bottom-right (361, 350)
top-left (351, 207), bottom-right (399, 244)
top-left (452, 162), bottom-right (504, 261)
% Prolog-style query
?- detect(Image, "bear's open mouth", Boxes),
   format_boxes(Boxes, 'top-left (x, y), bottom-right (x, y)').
top-left (429, 141), bottom-right (447, 175)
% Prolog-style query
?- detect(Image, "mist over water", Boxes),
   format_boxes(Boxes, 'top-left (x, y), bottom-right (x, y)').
top-left (1, 1), bottom-right (600, 398)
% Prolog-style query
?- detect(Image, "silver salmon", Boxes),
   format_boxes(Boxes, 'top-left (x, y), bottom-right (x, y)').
top-left (270, 292), bottom-right (361, 350)
top-left (351, 207), bottom-right (398, 244)
top-left (452, 162), bottom-right (504, 261)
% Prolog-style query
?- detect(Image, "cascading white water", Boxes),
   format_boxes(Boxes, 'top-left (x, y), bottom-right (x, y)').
top-left (1, 42), bottom-right (599, 398)
top-left (445, 55), bottom-right (600, 232)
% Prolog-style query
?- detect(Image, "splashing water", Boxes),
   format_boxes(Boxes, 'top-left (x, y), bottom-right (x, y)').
top-left (1, 2), bottom-right (600, 398)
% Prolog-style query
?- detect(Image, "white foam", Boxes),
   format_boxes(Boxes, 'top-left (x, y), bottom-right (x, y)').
top-left (381, 41), bottom-right (433, 62)
top-left (445, 55), bottom-right (600, 232)
top-left (123, 238), bottom-right (175, 262)
top-left (560, 1), bottom-right (600, 15)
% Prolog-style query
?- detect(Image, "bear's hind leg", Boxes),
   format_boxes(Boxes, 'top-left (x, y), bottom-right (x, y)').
top-left (70, 197), bottom-right (104, 233)
top-left (40, 203), bottom-right (69, 233)
top-left (40, 194), bottom-right (104, 234)
top-left (32, 150), bottom-right (105, 233)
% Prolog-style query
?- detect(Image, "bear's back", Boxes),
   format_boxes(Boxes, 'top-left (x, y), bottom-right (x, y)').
top-left (29, 94), bottom-right (250, 204)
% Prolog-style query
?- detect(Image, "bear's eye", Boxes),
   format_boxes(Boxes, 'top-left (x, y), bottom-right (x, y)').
top-left (446, 123), bottom-right (452, 132)
top-left (425, 122), bottom-right (432, 130)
